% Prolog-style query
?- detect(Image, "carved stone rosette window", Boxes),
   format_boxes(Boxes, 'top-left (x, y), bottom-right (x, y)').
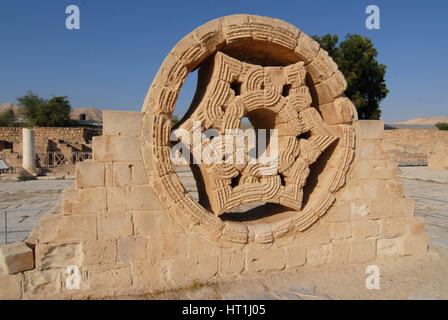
top-left (141, 15), bottom-right (357, 245)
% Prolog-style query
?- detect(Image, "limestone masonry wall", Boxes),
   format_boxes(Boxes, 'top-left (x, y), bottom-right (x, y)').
top-left (0, 127), bottom-right (100, 148)
top-left (383, 128), bottom-right (448, 155)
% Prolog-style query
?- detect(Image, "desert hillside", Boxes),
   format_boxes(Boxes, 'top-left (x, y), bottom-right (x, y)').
top-left (0, 103), bottom-right (22, 116)
top-left (70, 107), bottom-right (103, 121)
top-left (391, 117), bottom-right (448, 125)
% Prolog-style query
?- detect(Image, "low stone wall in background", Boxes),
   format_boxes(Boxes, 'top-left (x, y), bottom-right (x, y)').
top-left (383, 129), bottom-right (448, 165)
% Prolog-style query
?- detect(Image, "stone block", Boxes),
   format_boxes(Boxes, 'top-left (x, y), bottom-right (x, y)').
top-left (127, 185), bottom-right (164, 210)
top-left (377, 238), bottom-right (399, 257)
top-left (62, 187), bottom-right (107, 215)
top-left (39, 215), bottom-right (97, 243)
top-left (159, 234), bottom-right (188, 260)
top-left (0, 273), bottom-right (22, 299)
top-left (90, 266), bottom-right (132, 291)
top-left (83, 240), bottom-right (117, 266)
top-left (350, 239), bottom-right (376, 263)
top-left (23, 268), bottom-right (62, 297)
top-left (246, 248), bottom-right (285, 272)
top-left (0, 242), bottom-right (34, 274)
top-left (131, 261), bottom-right (166, 290)
top-left (97, 213), bottom-right (133, 240)
top-left (296, 223), bottom-right (330, 246)
top-left (400, 235), bottom-right (428, 257)
top-left (134, 211), bottom-right (184, 237)
top-left (169, 257), bottom-right (197, 283)
top-left (188, 234), bottom-right (219, 257)
top-left (285, 246), bottom-right (306, 268)
top-left (359, 139), bottom-right (388, 160)
top-left (330, 222), bottom-right (351, 240)
top-left (306, 245), bottom-right (329, 266)
top-left (326, 201), bottom-right (352, 222)
top-left (355, 159), bottom-right (397, 180)
top-left (220, 253), bottom-right (245, 274)
top-left (75, 161), bottom-right (105, 188)
top-left (106, 187), bottom-right (127, 213)
top-left (352, 220), bottom-right (380, 240)
top-left (36, 243), bottom-right (83, 269)
top-left (93, 136), bottom-right (142, 162)
top-left (113, 162), bottom-right (148, 187)
top-left (358, 120), bottom-right (384, 140)
top-left (196, 255), bottom-right (218, 280)
top-left (318, 97), bottom-right (355, 125)
top-left (117, 237), bottom-right (148, 263)
top-left (103, 110), bottom-right (143, 137)
top-left (381, 218), bottom-right (409, 238)
top-left (329, 240), bottom-right (350, 264)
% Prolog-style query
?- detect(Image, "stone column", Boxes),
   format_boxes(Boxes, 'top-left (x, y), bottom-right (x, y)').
top-left (22, 128), bottom-right (36, 174)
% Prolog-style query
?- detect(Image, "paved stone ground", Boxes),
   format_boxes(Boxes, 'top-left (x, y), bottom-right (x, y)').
top-left (0, 179), bottom-right (73, 244)
top-left (397, 167), bottom-right (448, 248)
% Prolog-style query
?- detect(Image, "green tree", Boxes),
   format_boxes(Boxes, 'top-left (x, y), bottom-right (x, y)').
top-left (435, 122), bottom-right (448, 131)
top-left (17, 91), bottom-right (74, 127)
top-left (312, 34), bottom-right (389, 119)
top-left (0, 109), bottom-right (16, 127)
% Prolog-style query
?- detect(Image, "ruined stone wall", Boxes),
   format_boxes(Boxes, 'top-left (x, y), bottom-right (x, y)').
top-left (383, 128), bottom-right (448, 157)
top-left (0, 127), bottom-right (101, 153)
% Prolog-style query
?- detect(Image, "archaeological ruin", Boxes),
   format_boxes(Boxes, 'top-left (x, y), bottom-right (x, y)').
top-left (0, 14), bottom-right (428, 299)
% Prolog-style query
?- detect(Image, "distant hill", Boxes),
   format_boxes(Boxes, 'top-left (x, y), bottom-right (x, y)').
top-left (390, 117), bottom-right (448, 125)
top-left (71, 108), bottom-right (103, 121)
top-left (0, 103), bottom-right (22, 116)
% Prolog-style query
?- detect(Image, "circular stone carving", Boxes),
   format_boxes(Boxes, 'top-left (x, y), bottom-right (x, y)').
top-left (141, 14), bottom-right (357, 245)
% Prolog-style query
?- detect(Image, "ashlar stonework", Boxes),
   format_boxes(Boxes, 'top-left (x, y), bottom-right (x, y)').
top-left (0, 14), bottom-right (428, 299)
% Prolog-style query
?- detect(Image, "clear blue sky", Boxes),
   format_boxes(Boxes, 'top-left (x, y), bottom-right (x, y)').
top-left (0, 0), bottom-right (447, 122)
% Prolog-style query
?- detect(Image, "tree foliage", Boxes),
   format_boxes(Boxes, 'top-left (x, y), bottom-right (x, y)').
top-left (0, 109), bottom-right (17, 127)
top-left (17, 91), bottom-right (74, 127)
top-left (312, 34), bottom-right (389, 120)
top-left (435, 122), bottom-right (448, 131)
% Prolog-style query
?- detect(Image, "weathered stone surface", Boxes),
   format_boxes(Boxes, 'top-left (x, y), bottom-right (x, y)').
top-left (103, 111), bottom-right (143, 137)
top-left (0, 242), bottom-right (34, 274)
top-left (62, 187), bottom-right (107, 215)
top-left (400, 235), bottom-right (428, 257)
top-left (352, 220), bottom-right (380, 240)
top-left (90, 266), bottom-right (132, 291)
top-left (285, 246), bottom-right (306, 268)
top-left (93, 136), bottom-right (142, 162)
top-left (358, 120), bottom-right (384, 140)
top-left (220, 253), bottom-right (245, 274)
top-left (97, 213), bottom-right (133, 240)
top-left (246, 248), bottom-right (285, 272)
top-left (377, 238), bottom-right (399, 257)
top-left (83, 240), bottom-right (117, 266)
top-left (306, 245), bottom-right (329, 266)
top-left (329, 240), bottom-right (350, 264)
top-left (36, 243), bottom-right (83, 269)
top-left (127, 185), bottom-right (163, 210)
top-left (117, 237), bottom-right (147, 263)
top-left (39, 214), bottom-right (97, 243)
top-left (330, 222), bottom-right (351, 240)
top-left (76, 161), bottom-right (105, 188)
top-left (0, 273), bottom-right (22, 299)
top-left (350, 239), bottom-right (376, 263)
